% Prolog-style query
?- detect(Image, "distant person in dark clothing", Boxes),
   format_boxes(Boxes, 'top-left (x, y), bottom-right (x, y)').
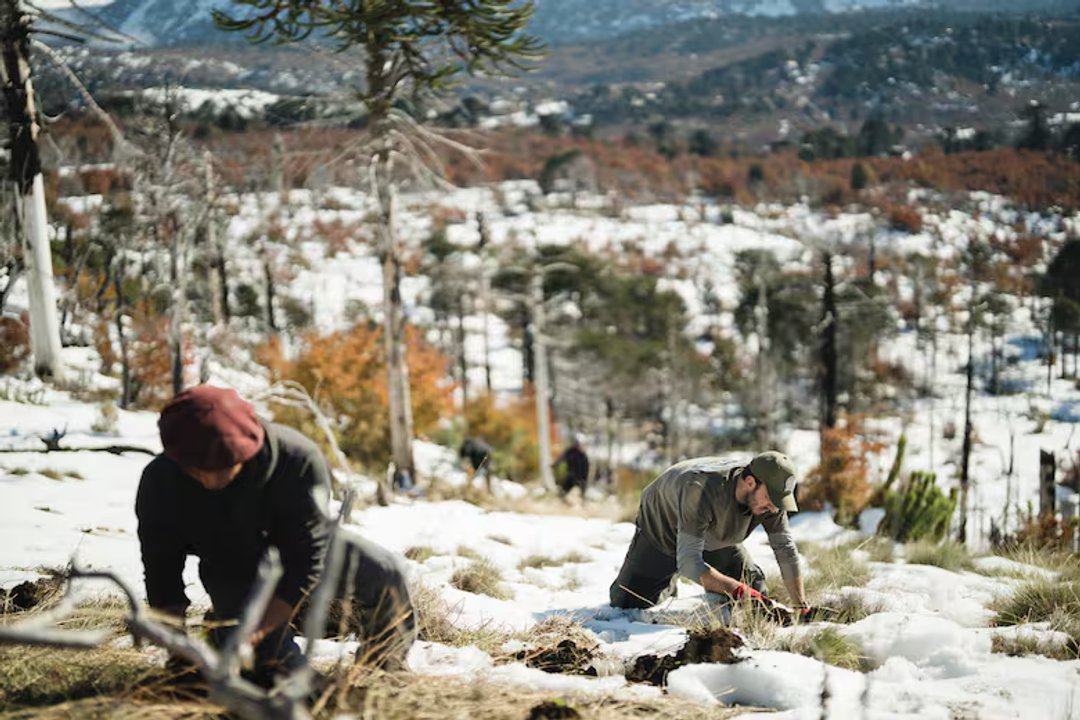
top-left (459, 436), bottom-right (493, 490)
top-left (553, 433), bottom-right (590, 500)
top-left (136, 385), bottom-right (415, 687)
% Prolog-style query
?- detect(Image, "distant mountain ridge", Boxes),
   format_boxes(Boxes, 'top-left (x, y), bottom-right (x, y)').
top-left (64, 0), bottom-right (1072, 47)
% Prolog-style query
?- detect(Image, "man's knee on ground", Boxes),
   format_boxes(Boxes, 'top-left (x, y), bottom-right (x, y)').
top-left (610, 582), bottom-right (653, 609)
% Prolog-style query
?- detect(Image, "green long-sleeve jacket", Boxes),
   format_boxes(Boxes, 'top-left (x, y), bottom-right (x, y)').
top-left (637, 456), bottom-right (801, 583)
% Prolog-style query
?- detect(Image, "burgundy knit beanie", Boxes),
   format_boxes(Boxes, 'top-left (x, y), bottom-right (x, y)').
top-left (158, 385), bottom-right (265, 470)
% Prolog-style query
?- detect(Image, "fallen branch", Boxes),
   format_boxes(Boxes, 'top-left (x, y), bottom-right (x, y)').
top-left (0, 551), bottom-right (311, 720)
top-left (0, 445), bottom-right (156, 456)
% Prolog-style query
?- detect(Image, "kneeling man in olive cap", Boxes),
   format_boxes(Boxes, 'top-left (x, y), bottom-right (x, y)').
top-left (136, 385), bottom-right (415, 687)
top-left (610, 452), bottom-right (807, 613)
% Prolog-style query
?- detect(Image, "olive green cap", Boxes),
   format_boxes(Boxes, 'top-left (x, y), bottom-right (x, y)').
top-left (748, 451), bottom-right (798, 513)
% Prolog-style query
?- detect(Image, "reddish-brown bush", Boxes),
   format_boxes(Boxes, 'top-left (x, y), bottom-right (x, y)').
top-left (259, 322), bottom-right (455, 470)
top-left (0, 314), bottom-right (31, 374)
top-left (800, 416), bottom-right (886, 525)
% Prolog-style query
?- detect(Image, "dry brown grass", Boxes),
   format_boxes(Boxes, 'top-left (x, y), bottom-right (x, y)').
top-left (800, 541), bottom-right (872, 598)
top-left (518, 551), bottom-right (591, 571)
top-left (404, 546), bottom-right (437, 563)
top-left (410, 583), bottom-right (510, 655)
top-left (0, 645), bottom-right (207, 718)
top-left (0, 643), bottom-right (739, 719)
top-left (329, 670), bottom-right (736, 720)
top-left (0, 585), bottom-right (745, 719)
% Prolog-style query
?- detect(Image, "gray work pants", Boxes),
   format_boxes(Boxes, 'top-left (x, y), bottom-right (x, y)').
top-left (609, 525), bottom-right (765, 609)
top-left (308, 532), bottom-right (417, 671)
top-left (206, 534), bottom-right (416, 684)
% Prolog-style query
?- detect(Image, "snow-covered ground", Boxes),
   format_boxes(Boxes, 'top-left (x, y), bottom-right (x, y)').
top-left (1, 356), bottom-right (1079, 718)
top-left (3, 182), bottom-right (1080, 716)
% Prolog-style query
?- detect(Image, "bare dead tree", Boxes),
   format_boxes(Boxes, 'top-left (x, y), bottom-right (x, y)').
top-left (255, 380), bottom-right (364, 513)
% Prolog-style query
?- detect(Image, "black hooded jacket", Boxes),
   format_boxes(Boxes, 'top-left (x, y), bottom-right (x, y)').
top-left (135, 422), bottom-right (332, 615)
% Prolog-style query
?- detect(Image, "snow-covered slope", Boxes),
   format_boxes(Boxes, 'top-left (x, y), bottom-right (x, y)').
top-left (1, 374), bottom-right (1078, 717)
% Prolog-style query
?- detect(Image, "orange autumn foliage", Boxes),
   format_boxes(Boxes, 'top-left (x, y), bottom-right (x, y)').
top-left (800, 415), bottom-right (887, 526)
top-left (462, 388), bottom-right (548, 483)
top-left (258, 322), bottom-right (455, 469)
top-left (127, 301), bottom-right (177, 411)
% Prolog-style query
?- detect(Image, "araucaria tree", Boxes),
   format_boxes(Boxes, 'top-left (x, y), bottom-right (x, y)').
top-left (215, 1), bottom-right (543, 482)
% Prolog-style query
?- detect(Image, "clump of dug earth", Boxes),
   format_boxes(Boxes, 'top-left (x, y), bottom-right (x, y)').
top-left (626, 627), bottom-right (745, 686)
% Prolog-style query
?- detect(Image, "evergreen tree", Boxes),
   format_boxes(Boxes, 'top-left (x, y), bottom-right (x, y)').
top-left (1017, 100), bottom-right (1052, 151)
top-left (215, 1), bottom-right (543, 485)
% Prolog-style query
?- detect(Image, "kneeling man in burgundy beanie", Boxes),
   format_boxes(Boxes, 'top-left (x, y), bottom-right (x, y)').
top-left (136, 385), bottom-right (415, 687)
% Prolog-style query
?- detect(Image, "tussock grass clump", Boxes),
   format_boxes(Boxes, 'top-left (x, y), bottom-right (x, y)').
top-left (862, 536), bottom-right (896, 563)
top-left (991, 578), bottom-right (1080, 626)
top-left (456, 545), bottom-right (483, 561)
top-left (821, 594), bottom-right (887, 625)
top-left (990, 578), bottom-right (1080, 659)
top-left (991, 632), bottom-right (1078, 661)
top-left (517, 551), bottom-right (590, 572)
top-left (516, 615), bottom-right (596, 649)
top-left (451, 558), bottom-right (512, 600)
top-left (560, 550), bottom-right (589, 564)
top-left (0, 594), bottom-right (189, 714)
top-left (410, 583), bottom-right (509, 654)
top-left (993, 547), bottom-right (1080, 584)
top-left (801, 541), bottom-right (872, 595)
top-left (404, 546), bottom-right (436, 563)
top-left (511, 616), bottom-right (601, 675)
top-left (778, 627), bottom-right (870, 671)
top-left (518, 554), bottom-right (563, 571)
top-left (904, 540), bottom-right (974, 572)
top-left (488, 534), bottom-right (513, 545)
top-left (710, 600), bottom-right (782, 649)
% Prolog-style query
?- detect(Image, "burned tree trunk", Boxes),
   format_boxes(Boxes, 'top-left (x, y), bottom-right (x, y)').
top-left (1, 0), bottom-right (62, 378)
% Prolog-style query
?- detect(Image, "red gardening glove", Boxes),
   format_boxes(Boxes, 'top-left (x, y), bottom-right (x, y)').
top-left (730, 583), bottom-right (766, 602)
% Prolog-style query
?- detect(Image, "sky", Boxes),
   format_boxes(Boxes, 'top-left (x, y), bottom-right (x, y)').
top-left (2, 174), bottom-right (1079, 716)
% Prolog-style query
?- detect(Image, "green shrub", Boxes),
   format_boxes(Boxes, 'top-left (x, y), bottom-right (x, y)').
top-left (879, 471), bottom-right (956, 542)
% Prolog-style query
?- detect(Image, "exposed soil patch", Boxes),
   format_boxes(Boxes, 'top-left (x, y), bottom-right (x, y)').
top-left (1, 576), bottom-right (64, 613)
top-left (626, 627), bottom-right (745, 686)
top-left (527, 699), bottom-right (582, 719)
top-left (516, 638), bottom-right (597, 675)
